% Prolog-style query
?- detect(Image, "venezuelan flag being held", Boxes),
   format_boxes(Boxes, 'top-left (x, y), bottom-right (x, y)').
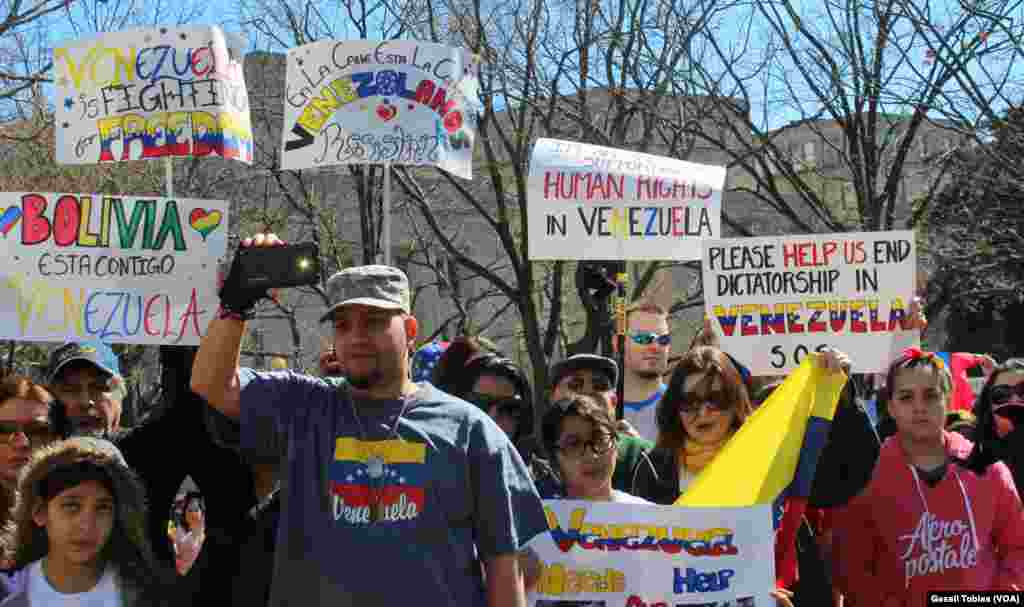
top-left (675, 354), bottom-right (848, 587)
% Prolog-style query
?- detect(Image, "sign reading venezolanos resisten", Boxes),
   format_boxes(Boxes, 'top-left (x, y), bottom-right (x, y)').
top-left (280, 40), bottom-right (481, 178)
top-left (527, 138), bottom-right (726, 260)
top-left (0, 192), bottom-right (228, 345)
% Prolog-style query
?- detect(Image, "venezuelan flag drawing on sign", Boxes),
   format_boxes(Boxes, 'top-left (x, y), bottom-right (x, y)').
top-left (330, 438), bottom-right (427, 518)
top-left (676, 355), bottom-right (847, 507)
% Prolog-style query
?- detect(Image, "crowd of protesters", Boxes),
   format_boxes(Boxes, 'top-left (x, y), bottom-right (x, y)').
top-left (0, 232), bottom-right (1017, 606)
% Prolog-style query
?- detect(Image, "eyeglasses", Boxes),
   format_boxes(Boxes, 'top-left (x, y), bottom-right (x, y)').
top-left (0, 421), bottom-right (53, 444)
top-left (991, 384), bottom-right (1024, 406)
top-left (556, 433), bottom-right (616, 459)
top-left (678, 391), bottom-right (733, 416)
top-left (630, 332), bottom-right (671, 346)
top-left (566, 375), bottom-right (613, 393)
top-left (466, 392), bottom-right (524, 419)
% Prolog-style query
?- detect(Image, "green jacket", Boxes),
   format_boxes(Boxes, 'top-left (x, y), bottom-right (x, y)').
top-left (612, 433), bottom-right (653, 493)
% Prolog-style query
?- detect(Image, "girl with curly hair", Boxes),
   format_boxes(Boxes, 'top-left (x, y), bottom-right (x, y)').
top-left (0, 437), bottom-right (176, 606)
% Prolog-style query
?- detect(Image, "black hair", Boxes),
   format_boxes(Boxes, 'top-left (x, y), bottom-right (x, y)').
top-left (962, 358), bottom-right (1024, 476)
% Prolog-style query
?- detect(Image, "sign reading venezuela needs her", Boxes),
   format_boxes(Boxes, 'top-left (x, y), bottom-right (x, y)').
top-left (527, 500), bottom-right (774, 607)
top-left (279, 40), bottom-right (481, 179)
top-left (53, 26), bottom-right (252, 165)
top-left (0, 193), bottom-right (228, 346)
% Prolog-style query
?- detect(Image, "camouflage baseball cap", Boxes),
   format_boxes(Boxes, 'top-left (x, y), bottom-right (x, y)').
top-left (320, 265), bottom-right (411, 322)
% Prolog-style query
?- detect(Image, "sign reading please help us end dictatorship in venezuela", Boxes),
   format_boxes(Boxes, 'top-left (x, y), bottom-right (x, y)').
top-left (528, 501), bottom-right (774, 607)
top-left (280, 40), bottom-right (481, 179)
top-left (54, 26), bottom-right (252, 165)
top-left (703, 231), bottom-right (919, 375)
top-left (527, 139), bottom-right (726, 261)
top-left (0, 193), bottom-right (228, 346)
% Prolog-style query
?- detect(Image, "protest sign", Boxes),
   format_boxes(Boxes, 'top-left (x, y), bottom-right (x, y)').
top-left (526, 139), bottom-right (725, 260)
top-left (0, 192), bottom-right (228, 346)
top-left (279, 40), bottom-right (480, 178)
top-left (702, 230), bottom-right (919, 374)
top-left (528, 500), bottom-right (775, 607)
top-left (53, 26), bottom-right (252, 165)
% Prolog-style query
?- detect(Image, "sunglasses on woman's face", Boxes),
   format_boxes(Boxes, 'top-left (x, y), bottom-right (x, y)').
top-left (991, 383), bottom-right (1024, 406)
top-left (630, 332), bottom-right (672, 346)
top-left (466, 392), bottom-right (524, 418)
top-left (678, 391), bottom-right (732, 416)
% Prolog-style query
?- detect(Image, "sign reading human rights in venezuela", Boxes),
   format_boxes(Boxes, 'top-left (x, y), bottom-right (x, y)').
top-left (53, 26), bottom-right (252, 165)
top-left (279, 40), bottom-right (481, 179)
top-left (702, 230), bottom-right (919, 375)
top-left (527, 139), bottom-right (726, 261)
top-left (0, 193), bottom-right (228, 346)
top-left (526, 501), bottom-right (775, 607)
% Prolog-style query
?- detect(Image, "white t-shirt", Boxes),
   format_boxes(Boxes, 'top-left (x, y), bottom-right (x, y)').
top-left (623, 384), bottom-right (666, 442)
top-left (611, 489), bottom-right (653, 504)
top-left (27, 559), bottom-right (122, 606)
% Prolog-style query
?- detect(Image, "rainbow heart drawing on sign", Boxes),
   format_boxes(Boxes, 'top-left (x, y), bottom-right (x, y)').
top-left (0, 206), bottom-right (22, 237)
top-left (189, 208), bottom-right (223, 241)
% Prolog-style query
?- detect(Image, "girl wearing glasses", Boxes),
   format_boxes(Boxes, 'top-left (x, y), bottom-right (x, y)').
top-left (833, 350), bottom-right (1024, 607)
top-left (537, 392), bottom-right (650, 503)
top-left (631, 345), bottom-right (873, 607)
top-left (0, 437), bottom-right (175, 606)
top-left (961, 358), bottom-right (1024, 499)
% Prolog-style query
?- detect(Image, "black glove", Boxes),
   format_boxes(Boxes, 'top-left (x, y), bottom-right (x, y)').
top-left (218, 248), bottom-right (269, 317)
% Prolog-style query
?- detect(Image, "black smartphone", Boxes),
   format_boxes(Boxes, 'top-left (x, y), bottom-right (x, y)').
top-left (235, 242), bottom-right (321, 289)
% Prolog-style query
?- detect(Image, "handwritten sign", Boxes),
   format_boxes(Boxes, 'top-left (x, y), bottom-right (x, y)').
top-left (528, 500), bottom-right (774, 607)
top-left (702, 231), bottom-right (919, 374)
top-left (0, 192), bottom-right (228, 345)
top-left (53, 26), bottom-right (252, 165)
top-left (526, 139), bottom-right (725, 260)
top-left (279, 40), bottom-right (480, 178)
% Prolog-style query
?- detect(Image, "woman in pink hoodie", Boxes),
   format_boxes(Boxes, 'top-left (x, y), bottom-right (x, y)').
top-left (834, 348), bottom-right (1024, 607)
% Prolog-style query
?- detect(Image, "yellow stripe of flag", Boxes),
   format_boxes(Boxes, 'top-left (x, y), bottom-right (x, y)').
top-left (334, 438), bottom-right (427, 464)
top-left (676, 355), bottom-right (847, 507)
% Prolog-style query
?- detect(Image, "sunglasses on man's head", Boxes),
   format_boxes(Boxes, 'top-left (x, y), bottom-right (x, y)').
top-left (991, 383), bottom-right (1024, 406)
top-left (466, 392), bottom-right (524, 418)
top-left (630, 332), bottom-right (671, 346)
top-left (677, 391), bottom-right (732, 416)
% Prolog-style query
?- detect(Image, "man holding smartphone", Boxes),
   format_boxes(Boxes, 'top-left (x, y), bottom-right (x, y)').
top-left (191, 233), bottom-right (548, 607)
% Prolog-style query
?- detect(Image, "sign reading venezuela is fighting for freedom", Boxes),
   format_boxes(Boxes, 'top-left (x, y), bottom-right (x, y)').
top-left (53, 26), bottom-right (252, 165)
top-left (702, 230), bottom-right (919, 375)
top-left (527, 500), bottom-right (774, 607)
top-left (527, 139), bottom-right (726, 261)
top-left (0, 193), bottom-right (228, 346)
top-left (279, 40), bottom-right (481, 178)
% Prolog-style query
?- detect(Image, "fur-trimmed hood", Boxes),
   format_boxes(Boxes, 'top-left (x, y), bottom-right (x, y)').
top-left (0, 438), bottom-right (173, 606)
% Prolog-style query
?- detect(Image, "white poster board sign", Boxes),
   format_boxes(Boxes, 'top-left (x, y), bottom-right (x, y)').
top-left (527, 139), bottom-right (725, 260)
top-left (0, 192), bottom-right (228, 345)
top-left (528, 500), bottom-right (775, 607)
top-left (702, 231), bottom-right (919, 375)
top-left (53, 26), bottom-right (252, 165)
top-left (279, 40), bottom-right (480, 178)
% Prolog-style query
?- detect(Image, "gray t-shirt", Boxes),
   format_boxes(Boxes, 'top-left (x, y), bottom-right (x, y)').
top-left (239, 369), bottom-right (549, 607)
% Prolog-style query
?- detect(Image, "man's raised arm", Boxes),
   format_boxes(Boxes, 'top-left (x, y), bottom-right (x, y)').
top-left (191, 318), bottom-right (246, 419)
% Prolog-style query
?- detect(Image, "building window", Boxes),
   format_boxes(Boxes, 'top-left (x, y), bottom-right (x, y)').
top-left (919, 135), bottom-right (929, 158)
top-left (803, 141), bottom-right (816, 164)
